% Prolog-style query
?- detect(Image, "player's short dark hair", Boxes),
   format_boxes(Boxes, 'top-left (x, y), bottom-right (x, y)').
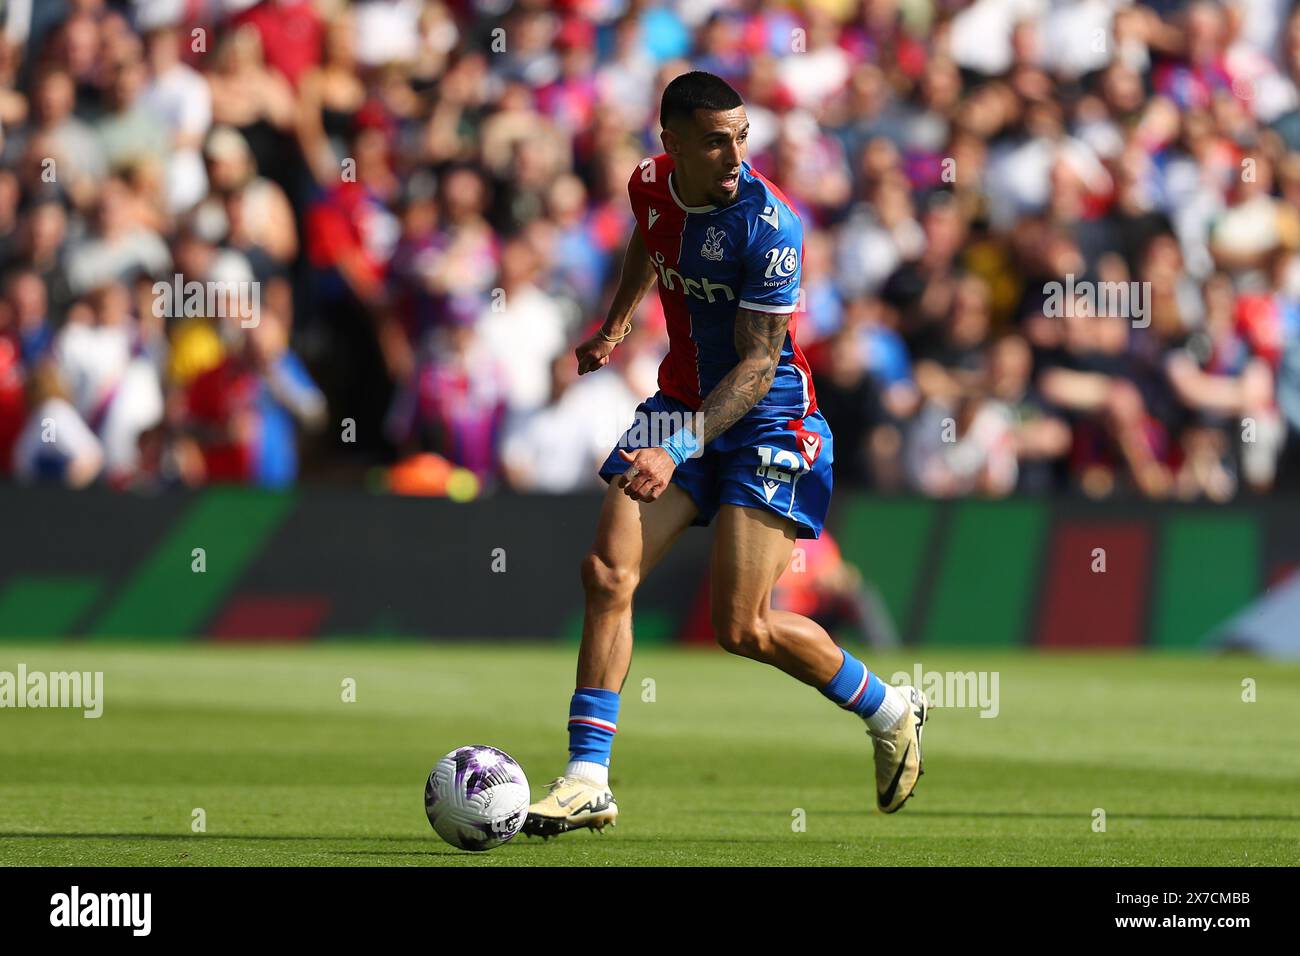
top-left (660, 71), bottom-right (744, 130)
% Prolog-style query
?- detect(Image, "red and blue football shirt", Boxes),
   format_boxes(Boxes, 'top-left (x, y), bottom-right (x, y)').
top-left (628, 154), bottom-right (818, 433)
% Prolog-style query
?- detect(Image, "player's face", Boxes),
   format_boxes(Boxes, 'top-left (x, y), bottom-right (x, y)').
top-left (667, 107), bottom-right (749, 206)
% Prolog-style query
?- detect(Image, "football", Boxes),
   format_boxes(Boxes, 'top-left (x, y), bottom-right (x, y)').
top-left (424, 745), bottom-right (530, 851)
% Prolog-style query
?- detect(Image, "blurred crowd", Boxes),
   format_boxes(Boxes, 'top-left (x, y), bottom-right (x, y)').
top-left (3, 0), bottom-right (1300, 500)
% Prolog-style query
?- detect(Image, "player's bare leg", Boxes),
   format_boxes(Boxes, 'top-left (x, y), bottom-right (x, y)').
top-left (709, 504), bottom-right (930, 813)
top-left (707, 503), bottom-right (844, 680)
top-left (577, 479), bottom-right (698, 691)
top-left (524, 479), bottom-right (698, 837)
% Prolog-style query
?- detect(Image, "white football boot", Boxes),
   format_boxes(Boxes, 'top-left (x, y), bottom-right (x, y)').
top-left (521, 775), bottom-right (618, 838)
top-left (870, 685), bottom-right (929, 813)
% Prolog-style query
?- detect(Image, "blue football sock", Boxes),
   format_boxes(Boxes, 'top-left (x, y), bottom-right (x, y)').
top-left (567, 687), bottom-right (620, 766)
top-left (820, 647), bottom-right (887, 718)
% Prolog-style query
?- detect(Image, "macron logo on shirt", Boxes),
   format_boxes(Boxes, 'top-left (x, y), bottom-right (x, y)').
top-left (758, 204), bottom-right (780, 229)
top-left (647, 208), bottom-right (659, 230)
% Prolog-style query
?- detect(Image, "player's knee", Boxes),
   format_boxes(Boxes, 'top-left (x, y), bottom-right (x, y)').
top-left (714, 614), bottom-right (773, 659)
top-left (580, 552), bottom-right (638, 605)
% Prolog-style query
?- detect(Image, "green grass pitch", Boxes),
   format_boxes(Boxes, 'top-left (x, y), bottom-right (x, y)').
top-left (1, 643), bottom-right (1297, 866)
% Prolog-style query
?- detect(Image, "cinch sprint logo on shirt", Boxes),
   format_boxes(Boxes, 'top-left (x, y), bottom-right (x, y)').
top-left (651, 252), bottom-right (735, 304)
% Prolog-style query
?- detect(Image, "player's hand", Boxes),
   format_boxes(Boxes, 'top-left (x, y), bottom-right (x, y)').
top-left (575, 332), bottom-right (617, 375)
top-left (617, 447), bottom-right (675, 502)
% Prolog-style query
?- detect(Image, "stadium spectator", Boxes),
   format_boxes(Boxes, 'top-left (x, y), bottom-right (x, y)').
top-left (12, 360), bottom-right (103, 487)
top-left (206, 24), bottom-right (297, 193)
top-left (94, 44), bottom-right (168, 174)
top-left (3, 268), bottom-right (55, 365)
top-left (5, 196), bottom-right (74, 323)
top-left (140, 24), bottom-right (212, 214)
top-left (184, 308), bottom-right (323, 488)
top-left (64, 176), bottom-right (170, 297)
top-left (478, 237), bottom-right (570, 415)
top-left (500, 353), bottom-right (640, 493)
top-left (392, 294), bottom-right (509, 484)
top-left (987, 332), bottom-right (1072, 493)
top-left (53, 280), bottom-right (163, 484)
top-left (295, 12), bottom-right (365, 187)
top-left (17, 67), bottom-right (106, 209)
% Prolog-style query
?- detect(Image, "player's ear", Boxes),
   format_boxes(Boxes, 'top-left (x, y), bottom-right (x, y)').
top-left (660, 127), bottom-right (677, 157)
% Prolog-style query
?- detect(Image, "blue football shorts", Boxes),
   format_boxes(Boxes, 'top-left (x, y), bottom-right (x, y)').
top-left (597, 391), bottom-right (834, 539)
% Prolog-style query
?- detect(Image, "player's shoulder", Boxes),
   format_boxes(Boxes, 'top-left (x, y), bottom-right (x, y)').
top-left (627, 153), bottom-right (673, 202)
top-left (732, 163), bottom-right (803, 247)
top-left (738, 163), bottom-right (799, 218)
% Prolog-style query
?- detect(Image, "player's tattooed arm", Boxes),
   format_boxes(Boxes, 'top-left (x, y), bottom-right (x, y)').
top-left (618, 306), bottom-right (786, 501)
top-left (693, 306), bottom-right (789, 445)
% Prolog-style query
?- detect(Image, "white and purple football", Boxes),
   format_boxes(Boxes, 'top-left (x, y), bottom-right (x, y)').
top-left (424, 745), bottom-right (530, 851)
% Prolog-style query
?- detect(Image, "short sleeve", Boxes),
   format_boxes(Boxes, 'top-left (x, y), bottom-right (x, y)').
top-left (739, 199), bottom-right (803, 315)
